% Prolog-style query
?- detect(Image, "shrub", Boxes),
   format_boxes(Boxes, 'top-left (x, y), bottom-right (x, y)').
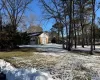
top-left (0, 31), bottom-right (13, 50)
top-left (0, 24), bottom-right (30, 51)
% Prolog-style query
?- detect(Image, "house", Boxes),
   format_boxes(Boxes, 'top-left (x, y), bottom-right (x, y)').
top-left (39, 32), bottom-right (49, 44)
top-left (29, 32), bottom-right (49, 45)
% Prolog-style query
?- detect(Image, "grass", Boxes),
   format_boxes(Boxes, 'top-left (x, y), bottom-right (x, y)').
top-left (0, 52), bottom-right (32, 59)
top-left (0, 47), bottom-right (59, 69)
top-left (6, 53), bottom-right (59, 69)
top-left (0, 47), bottom-right (36, 59)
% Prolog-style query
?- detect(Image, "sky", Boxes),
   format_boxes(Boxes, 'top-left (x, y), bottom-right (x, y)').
top-left (25, 0), bottom-right (100, 31)
top-left (25, 0), bottom-right (55, 32)
top-left (96, 0), bottom-right (100, 23)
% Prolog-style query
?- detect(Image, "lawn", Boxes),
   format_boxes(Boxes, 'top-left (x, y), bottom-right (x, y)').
top-left (0, 47), bottom-right (36, 59)
top-left (0, 47), bottom-right (59, 69)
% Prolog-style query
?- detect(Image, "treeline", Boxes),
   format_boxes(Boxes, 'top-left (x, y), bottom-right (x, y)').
top-left (0, 24), bottom-right (30, 51)
top-left (40, 0), bottom-right (99, 54)
top-left (0, 0), bottom-right (33, 51)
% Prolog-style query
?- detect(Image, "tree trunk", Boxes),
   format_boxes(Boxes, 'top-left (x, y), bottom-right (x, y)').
top-left (93, 0), bottom-right (95, 50)
top-left (77, 28), bottom-right (80, 45)
top-left (90, 24), bottom-right (93, 55)
top-left (86, 32), bottom-right (89, 46)
top-left (73, 0), bottom-right (76, 48)
top-left (79, 0), bottom-right (84, 48)
top-left (90, 0), bottom-right (95, 55)
top-left (58, 29), bottom-right (60, 44)
top-left (61, 28), bottom-right (65, 49)
top-left (82, 27), bottom-right (84, 48)
top-left (65, 24), bottom-right (68, 49)
top-left (68, 0), bottom-right (72, 51)
top-left (74, 25), bottom-right (77, 48)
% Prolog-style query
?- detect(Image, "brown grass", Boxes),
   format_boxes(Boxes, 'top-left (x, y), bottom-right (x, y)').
top-left (0, 48), bottom-right (59, 69)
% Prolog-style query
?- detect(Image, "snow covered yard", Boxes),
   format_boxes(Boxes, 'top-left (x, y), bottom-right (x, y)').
top-left (0, 59), bottom-right (53, 80)
top-left (1, 44), bottom-right (100, 80)
top-left (19, 44), bottom-right (100, 80)
top-left (7, 53), bottom-right (59, 69)
top-left (50, 52), bottom-right (100, 80)
top-left (0, 45), bottom-right (59, 80)
top-left (72, 45), bottom-right (100, 53)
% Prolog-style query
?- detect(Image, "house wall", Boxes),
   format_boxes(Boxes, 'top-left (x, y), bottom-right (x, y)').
top-left (39, 33), bottom-right (49, 44)
top-left (29, 33), bottom-right (49, 45)
top-left (30, 36), bottom-right (38, 45)
top-left (39, 37), bottom-right (42, 44)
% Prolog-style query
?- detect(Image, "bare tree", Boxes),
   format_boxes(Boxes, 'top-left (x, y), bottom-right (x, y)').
top-left (27, 13), bottom-right (37, 26)
top-left (1, 0), bottom-right (33, 32)
top-left (27, 25), bottom-right (43, 33)
top-left (18, 13), bottom-right (37, 32)
top-left (0, 1), bottom-right (3, 31)
top-left (40, 0), bottom-right (65, 48)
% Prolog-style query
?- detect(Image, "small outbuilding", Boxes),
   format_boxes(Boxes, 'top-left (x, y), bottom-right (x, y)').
top-left (39, 33), bottom-right (49, 44)
top-left (29, 32), bottom-right (49, 45)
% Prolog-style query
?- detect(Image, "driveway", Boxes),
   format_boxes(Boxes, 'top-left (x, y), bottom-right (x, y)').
top-left (19, 44), bottom-right (68, 56)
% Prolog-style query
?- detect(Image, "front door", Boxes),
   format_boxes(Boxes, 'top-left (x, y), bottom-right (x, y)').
top-left (42, 37), bottom-right (46, 44)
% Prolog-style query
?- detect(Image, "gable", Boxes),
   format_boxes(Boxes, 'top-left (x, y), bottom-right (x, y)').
top-left (39, 33), bottom-right (48, 38)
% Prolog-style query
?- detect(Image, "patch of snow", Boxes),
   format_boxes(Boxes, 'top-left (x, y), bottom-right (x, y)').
top-left (72, 45), bottom-right (100, 52)
top-left (0, 59), bottom-right (53, 80)
top-left (19, 44), bottom-right (68, 56)
top-left (19, 44), bottom-right (100, 80)
top-left (34, 52), bottom-right (61, 57)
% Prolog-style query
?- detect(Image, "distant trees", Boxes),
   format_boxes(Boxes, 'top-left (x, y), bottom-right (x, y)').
top-left (0, 0), bottom-right (33, 50)
top-left (50, 27), bottom-right (58, 42)
top-left (95, 25), bottom-right (100, 40)
top-left (1, 0), bottom-right (33, 32)
top-left (40, 0), bottom-right (99, 54)
top-left (27, 25), bottom-right (43, 33)
top-left (0, 24), bottom-right (30, 51)
top-left (52, 22), bottom-right (63, 43)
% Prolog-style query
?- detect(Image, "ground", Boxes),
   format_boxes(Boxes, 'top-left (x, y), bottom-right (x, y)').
top-left (1, 44), bottom-right (100, 80)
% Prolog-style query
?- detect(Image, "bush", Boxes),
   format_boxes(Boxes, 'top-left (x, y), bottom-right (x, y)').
top-left (0, 24), bottom-right (30, 51)
top-left (0, 31), bottom-right (13, 50)
top-left (14, 32), bottom-right (30, 45)
top-left (0, 31), bottom-right (30, 51)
